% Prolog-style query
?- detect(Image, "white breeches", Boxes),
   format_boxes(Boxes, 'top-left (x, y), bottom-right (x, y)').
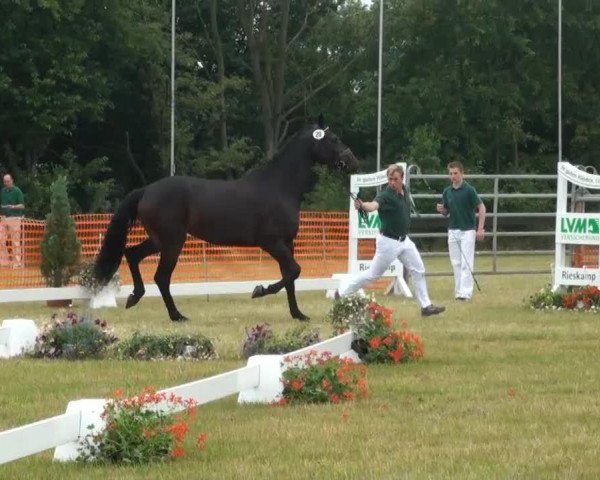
top-left (448, 229), bottom-right (476, 299)
top-left (338, 234), bottom-right (432, 308)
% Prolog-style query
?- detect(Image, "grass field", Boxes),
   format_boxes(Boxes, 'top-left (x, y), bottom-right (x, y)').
top-left (1, 256), bottom-right (600, 479)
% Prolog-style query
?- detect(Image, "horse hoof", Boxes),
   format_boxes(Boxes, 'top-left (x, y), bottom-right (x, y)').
top-left (170, 313), bottom-right (188, 322)
top-left (251, 285), bottom-right (266, 298)
top-left (293, 312), bottom-right (310, 322)
top-left (125, 294), bottom-right (141, 309)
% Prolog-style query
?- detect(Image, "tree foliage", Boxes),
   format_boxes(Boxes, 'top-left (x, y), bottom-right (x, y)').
top-left (1, 0), bottom-right (600, 212)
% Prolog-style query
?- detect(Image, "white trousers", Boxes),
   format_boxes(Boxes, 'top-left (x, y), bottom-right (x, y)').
top-left (338, 234), bottom-right (432, 308)
top-left (0, 217), bottom-right (22, 267)
top-left (448, 229), bottom-right (476, 299)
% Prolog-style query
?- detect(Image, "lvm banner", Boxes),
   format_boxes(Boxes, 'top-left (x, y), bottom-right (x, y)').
top-left (556, 213), bottom-right (600, 245)
top-left (357, 211), bottom-right (381, 238)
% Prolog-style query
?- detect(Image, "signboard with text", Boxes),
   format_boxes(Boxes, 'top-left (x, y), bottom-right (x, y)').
top-left (553, 163), bottom-right (600, 290)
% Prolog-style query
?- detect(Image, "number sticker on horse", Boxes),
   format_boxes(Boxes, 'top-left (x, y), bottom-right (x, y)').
top-left (312, 129), bottom-right (325, 140)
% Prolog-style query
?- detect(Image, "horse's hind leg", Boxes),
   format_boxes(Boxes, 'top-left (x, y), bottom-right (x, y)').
top-left (153, 232), bottom-right (187, 322)
top-left (251, 238), bottom-right (308, 321)
top-left (124, 238), bottom-right (159, 309)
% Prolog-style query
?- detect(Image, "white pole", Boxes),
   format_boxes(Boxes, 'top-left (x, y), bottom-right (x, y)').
top-left (170, 0), bottom-right (176, 176)
top-left (558, 0), bottom-right (562, 163)
top-left (376, 0), bottom-right (383, 172)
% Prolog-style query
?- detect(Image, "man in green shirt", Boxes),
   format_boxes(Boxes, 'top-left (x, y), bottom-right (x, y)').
top-left (0, 174), bottom-right (25, 268)
top-left (337, 164), bottom-right (445, 317)
top-left (436, 161), bottom-right (486, 300)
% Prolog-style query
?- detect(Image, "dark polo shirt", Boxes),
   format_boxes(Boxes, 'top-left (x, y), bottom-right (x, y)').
top-left (442, 181), bottom-right (481, 230)
top-left (375, 186), bottom-right (411, 239)
top-left (1, 186), bottom-right (25, 217)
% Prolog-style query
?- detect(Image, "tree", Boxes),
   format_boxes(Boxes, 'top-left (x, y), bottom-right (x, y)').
top-left (237, 0), bottom-right (361, 158)
top-left (40, 177), bottom-right (81, 287)
top-left (0, 0), bottom-right (111, 173)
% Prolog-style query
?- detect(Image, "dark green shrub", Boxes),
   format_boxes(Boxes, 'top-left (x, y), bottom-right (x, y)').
top-left (117, 332), bottom-right (216, 360)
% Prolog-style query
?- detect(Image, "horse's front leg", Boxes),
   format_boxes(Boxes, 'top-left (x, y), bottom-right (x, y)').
top-left (281, 240), bottom-right (308, 321)
top-left (251, 238), bottom-right (308, 321)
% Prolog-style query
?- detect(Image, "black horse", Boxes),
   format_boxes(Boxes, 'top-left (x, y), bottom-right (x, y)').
top-left (94, 119), bottom-right (358, 321)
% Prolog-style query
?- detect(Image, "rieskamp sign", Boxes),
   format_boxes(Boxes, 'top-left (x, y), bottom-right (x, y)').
top-left (558, 267), bottom-right (599, 287)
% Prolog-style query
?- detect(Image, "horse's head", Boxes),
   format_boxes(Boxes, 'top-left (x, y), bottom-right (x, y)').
top-left (309, 115), bottom-right (359, 173)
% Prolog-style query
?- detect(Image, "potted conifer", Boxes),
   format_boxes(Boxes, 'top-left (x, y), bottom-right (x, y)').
top-left (40, 176), bottom-right (81, 307)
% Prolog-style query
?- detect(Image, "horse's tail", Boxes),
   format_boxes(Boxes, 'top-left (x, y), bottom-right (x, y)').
top-left (94, 188), bottom-right (146, 285)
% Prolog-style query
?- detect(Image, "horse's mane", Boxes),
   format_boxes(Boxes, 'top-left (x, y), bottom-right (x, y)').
top-left (242, 124), bottom-right (316, 180)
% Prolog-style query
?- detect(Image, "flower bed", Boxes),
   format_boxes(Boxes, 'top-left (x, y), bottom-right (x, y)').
top-left (329, 294), bottom-right (425, 363)
top-left (278, 350), bottom-right (368, 405)
top-left (241, 323), bottom-right (320, 358)
top-left (78, 386), bottom-right (206, 463)
top-left (529, 285), bottom-right (600, 311)
top-left (77, 260), bottom-right (120, 295)
top-left (32, 312), bottom-right (118, 359)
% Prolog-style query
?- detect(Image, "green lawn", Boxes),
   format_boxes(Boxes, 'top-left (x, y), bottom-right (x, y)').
top-left (1, 257), bottom-right (599, 479)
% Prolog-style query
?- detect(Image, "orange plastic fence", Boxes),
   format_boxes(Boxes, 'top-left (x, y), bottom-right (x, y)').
top-left (572, 245), bottom-right (600, 268)
top-left (0, 212), bottom-right (379, 289)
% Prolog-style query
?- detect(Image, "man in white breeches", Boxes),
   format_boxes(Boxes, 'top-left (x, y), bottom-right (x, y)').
top-left (337, 164), bottom-right (445, 317)
top-left (436, 161), bottom-right (486, 301)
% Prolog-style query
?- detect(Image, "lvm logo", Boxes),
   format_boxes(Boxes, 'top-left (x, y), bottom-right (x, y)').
top-left (560, 217), bottom-right (600, 235)
top-left (358, 211), bottom-right (381, 229)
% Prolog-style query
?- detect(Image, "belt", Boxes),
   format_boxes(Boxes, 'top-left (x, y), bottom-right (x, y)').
top-left (382, 233), bottom-right (406, 242)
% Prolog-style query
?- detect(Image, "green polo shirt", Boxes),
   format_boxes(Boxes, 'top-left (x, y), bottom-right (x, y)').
top-left (375, 186), bottom-right (411, 238)
top-left (1, 186), bottom-right (25, 217)
top-left (442, 181), bottom-right (481, 230)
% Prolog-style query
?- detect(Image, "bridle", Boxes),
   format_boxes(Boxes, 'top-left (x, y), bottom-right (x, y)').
top-left (336, 147), bottom-right (353, 170)
top-left (313, 126), bottom-right (353, 171)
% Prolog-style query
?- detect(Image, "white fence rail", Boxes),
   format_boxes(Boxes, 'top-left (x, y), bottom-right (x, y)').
top-left (162, 365), bottom-right (261, 406)
top-left (0, 413), bottom-right (80, 465)
top-left (0, 331), bottom-right (355, 465)
top-left (0, 278), bottom-right (339, 304)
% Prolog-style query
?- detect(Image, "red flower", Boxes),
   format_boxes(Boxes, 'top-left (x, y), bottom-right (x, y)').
top-left (388, 346), bottom-right (404, 363)
top-left (168, 421), bottom-right (189, 442)
top-left (291, 379), bottom-right (304, 391)
top-left (112, 389), bottom-right (124, 399)
top-left (197, 433), bottom-right (208, 450)
top-left (171, 446), bottom-right (185, 458)
top-left (369, 336), bottom-right (382, 349)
